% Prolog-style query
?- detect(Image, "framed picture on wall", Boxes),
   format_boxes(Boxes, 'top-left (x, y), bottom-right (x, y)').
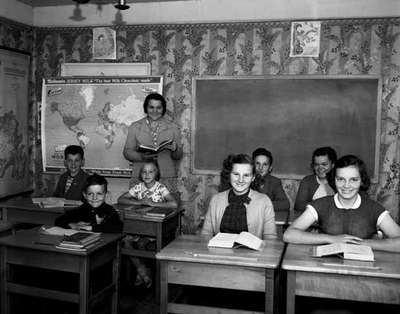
top-left (61, 62), bottom-right (151, 76)
top-left (0, 46), bottom-right (32, 198)
top-left (93, 27), bottom-right (117, 60)
top-left (290, 21), bottom-right (321, 57)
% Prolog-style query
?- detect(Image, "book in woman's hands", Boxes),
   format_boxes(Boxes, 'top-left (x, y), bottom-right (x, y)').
top-left (312, 243), bottom-right (374, 261)
top-left (207, 232), bottom-right (263, 251)
top-left (137, 139), bottom-right (173, 154)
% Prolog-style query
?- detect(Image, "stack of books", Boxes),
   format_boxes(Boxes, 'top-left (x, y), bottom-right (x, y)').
top-left (56, 232), bottom-right (102, 252)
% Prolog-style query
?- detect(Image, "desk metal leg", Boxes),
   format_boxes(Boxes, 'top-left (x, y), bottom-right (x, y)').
top-left (286, 271), bottom-right (296, 314)
top-left (159, 262), bottom-right (168, 314)
top-left (79, 257), bottom-right (90, 314)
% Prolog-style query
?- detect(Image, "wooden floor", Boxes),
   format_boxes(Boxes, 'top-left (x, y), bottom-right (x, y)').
top-left (120, 283), bottom-right (157, 314)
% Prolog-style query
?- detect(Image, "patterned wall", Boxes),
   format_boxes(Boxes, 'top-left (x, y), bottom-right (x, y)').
top-left (28, 18), bottom-right (400, 233)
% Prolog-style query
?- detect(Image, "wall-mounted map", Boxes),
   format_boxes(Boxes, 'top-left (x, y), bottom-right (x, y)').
top-left (0, 48), bottom-right (31, 198)
top-left (41, 76), bottom-right (163, 177)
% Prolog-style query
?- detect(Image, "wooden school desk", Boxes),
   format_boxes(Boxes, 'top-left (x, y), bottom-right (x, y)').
top-left (282, 243), bottom-right (400, 314)
top-left (0, 229), bottom-right (123, 314)
top-left (0, 199), bottom-right (66, 225)
top-left (156, 235), bottom-right (285, 314)
top-left (115, 205), bottom-right (183, 303)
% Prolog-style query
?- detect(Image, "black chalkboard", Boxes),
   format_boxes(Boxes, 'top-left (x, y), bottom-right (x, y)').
top-left (191, 75), bottom-right (381, 180)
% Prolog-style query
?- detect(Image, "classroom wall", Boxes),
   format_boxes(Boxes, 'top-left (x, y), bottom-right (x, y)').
top-left (0, 0), bottom-right (32, 26)
top-left (32, 18), bottom-right (400, 233)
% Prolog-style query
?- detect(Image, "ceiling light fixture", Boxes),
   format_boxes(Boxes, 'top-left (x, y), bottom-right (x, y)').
top-left (73, 0), bottom-right (91, 4)
top-left (69, 3), bottom-right (86, 21)
top-left (115, 0), bottom-right (130, 10)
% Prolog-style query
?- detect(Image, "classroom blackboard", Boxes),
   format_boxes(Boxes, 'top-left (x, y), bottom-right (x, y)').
top-left (191, 75), bottom-right (381, 180)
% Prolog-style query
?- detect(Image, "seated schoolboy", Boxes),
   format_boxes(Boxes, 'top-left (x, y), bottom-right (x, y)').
top-left (251, 147), bottom-right (290, 211)
top-left (53, 145), bottom-right (89, 201)
top-left (118, 160), bottom-right (177, 288)
top-left (202, 154), bottom-right (277, 240)
top-left (294, 146), bottom-right (337, 212)
top-left (284, 155), bottom-right (400, 252)
top-left (55, 173), bottom-right (123, 233)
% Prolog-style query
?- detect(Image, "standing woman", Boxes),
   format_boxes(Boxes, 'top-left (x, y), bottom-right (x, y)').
top-left (202, 154), bottom-right (277, 240)
top-left (123, 93), bottom-right (183, 184)
top-left (284, 155), bottom-right (400, 252)
top-left (294, 146), bottom-right (337, 212)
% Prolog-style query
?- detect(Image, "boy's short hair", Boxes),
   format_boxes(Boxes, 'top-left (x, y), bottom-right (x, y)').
top-left (311, 146), bottom-right (337, 164)
top-left (252, 147), bottom-right (273, 165)
top-left (64, 145), bottom-right (84, 159)
top-left (84, 173), bottom-right (108, 193)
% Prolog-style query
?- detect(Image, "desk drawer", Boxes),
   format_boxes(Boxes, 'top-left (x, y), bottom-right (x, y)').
top-left (166, 261), bottom-right (265, 292)
top-left (295, 271), bottom-right (400, 304)
top-left (123, 220), bottom-right (158, 236)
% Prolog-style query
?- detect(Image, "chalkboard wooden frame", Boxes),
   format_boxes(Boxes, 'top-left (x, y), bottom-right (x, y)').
top-left (191, 75), bottom-right (382, 181)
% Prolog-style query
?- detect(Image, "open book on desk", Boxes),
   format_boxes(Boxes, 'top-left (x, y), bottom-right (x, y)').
top-left (32, 197), bottom-right (82, 208)
top-left (312, 243), bottom-right (374, 262)
top-left (40, 226), bottom-right (79, 236)
top-left (137, 139), bottom-right (173, 154)
top-left (208, 232), bottom-right (263, 251)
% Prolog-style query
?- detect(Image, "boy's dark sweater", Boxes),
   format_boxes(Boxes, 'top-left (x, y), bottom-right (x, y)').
top-left (55, 202), bottom-right (123, 233)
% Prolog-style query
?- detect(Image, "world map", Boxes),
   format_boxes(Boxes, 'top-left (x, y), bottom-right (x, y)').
top-left (0, 49), bottom-right (31, 198)
top-left (42, 77), bottom-right (163, 176)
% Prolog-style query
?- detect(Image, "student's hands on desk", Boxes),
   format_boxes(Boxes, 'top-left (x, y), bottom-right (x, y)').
top-left (139, 197), bottom-right (156, 207)
top-left (327, 234), bottom-right (362, 245)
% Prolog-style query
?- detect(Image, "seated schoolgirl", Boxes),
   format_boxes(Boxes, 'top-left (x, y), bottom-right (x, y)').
top-left (294, 146), bottom-right (337, 212)
top-left (118, 160), bottom-right (177, 208)
top-left (202, 154), bottom-right (277, 240)
top-left (284, 155), bottom-right (400, 252)
top-left (118, 160), bottom-right (178, 288)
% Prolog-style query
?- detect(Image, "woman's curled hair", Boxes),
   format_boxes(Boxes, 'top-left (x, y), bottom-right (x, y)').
top-left (218, 154), bottom-right (254, 192)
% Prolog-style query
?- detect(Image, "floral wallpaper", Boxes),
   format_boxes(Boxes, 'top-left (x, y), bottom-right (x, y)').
top-left (29, 18), bottom-right (400, 233)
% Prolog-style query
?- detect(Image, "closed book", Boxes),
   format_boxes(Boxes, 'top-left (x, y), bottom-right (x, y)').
top-left (56, 240), bottom-right (100, 252)
top-left (62, 232), bottom-right (101, 245)
top-left (59, 236), bottom-right (101, 249)
top-left (145, 207), bottom-right (174, 218)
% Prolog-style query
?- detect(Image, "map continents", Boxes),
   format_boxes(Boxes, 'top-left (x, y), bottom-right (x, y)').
top-left (42, 76), bottom-right (163, 176)
top-left (0, 49), bottom-right (31, 198)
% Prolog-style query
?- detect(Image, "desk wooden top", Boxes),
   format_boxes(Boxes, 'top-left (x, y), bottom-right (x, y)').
top-left (282, 243), bottom-right (400, 279)
top-left (156, 235), bottom-right (285, 269)
top-left (0, 199), bottom-right (65, 213)
top-left (0, 228), bottom-right (123, 255)
top-left (114, 204), bottom-right (183, 222)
